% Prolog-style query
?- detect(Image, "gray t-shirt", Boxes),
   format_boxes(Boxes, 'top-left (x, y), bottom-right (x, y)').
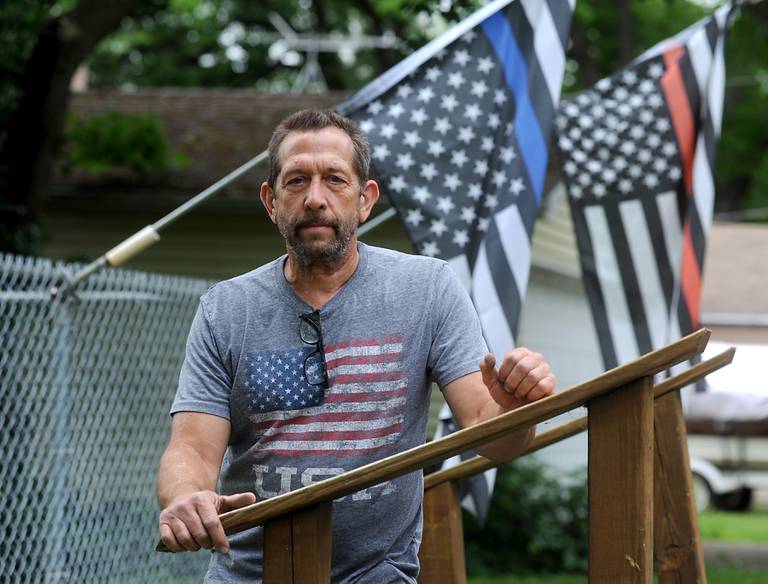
top-left (172, 243), bottom-right (487, 583)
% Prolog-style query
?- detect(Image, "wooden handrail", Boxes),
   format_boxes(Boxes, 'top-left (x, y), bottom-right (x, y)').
top-left (653, 347), bottom-right (734, 397)
top-left (423, 346), bottom-right (734, 491)
top-left (156, 328), bottom-right (709, 550)
top-left (424, 417), bottom-right (588, 491)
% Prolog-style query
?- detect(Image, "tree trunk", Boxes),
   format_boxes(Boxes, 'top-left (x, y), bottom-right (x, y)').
top-left (2, 0), bottom-right (147, 236)
top-left (616, 0), bottom-right (636, 66)
top-left (568, 19), bottom-right (601, 88)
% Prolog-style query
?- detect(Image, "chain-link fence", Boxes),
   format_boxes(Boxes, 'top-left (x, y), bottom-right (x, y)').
top-left (1, 253), bottom-right (214, 583)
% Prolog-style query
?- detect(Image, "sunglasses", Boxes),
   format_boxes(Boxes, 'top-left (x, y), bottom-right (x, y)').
top-left (298, 310), bottom-right (329, 388)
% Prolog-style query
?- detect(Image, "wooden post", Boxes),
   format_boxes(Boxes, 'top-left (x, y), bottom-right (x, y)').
top-left (263, 501), bottom-right (333, 583)
top-left (418, 481), bottom-right (467, 584)
top-left (653, 391), bottom-right (707, 583)
top-left (589, 376), bottom-right (654, 583)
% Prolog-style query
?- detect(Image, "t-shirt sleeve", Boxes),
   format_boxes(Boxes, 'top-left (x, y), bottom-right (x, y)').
top-left (427, 263), bottom-right (488, 389)
top-left (170, 299), bottom-right (232, 420)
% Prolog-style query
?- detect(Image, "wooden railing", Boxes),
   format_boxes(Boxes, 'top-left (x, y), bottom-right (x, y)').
top-left (157, 328), bottom-right (714, 583)
top-left (419, 347), bottom-right (735, 584)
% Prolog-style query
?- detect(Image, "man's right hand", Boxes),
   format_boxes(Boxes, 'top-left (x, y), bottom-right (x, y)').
top-left (158, 490), bottom-right (257, 554)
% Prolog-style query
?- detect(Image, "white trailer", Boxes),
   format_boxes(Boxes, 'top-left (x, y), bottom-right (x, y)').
top-left (684, 342), bottom-right (768, 511)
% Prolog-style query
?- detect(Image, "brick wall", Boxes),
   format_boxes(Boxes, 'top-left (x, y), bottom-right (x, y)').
top-left (59, 89), bottom-right (344, 196)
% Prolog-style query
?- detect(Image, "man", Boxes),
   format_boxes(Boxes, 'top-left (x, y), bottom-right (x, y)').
top-left (157, 109), bottom-right (555, 582)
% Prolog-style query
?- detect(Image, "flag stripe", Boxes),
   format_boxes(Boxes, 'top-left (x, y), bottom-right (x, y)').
top-left (656, 191), bottom-right (685, 286)
top-left (331, 370), bottom-right (407, 384)
top-left (506, 1), bottom-right (557, 128)
top-left (688, 24), bottom-right (715, 103)
top-left (261, 446), bottom-right (396, 458)
top-left (329, 361), bottom-right (403, 375)
top-left (522, 0), bottom-right (567, 105)
top-left (326, 338), bottom-right (404, 353)
top-left (698, 113), bottom-right (718, 187)
top-left (255, 396), bottom-right (406, 418)
top-left (687, 192), bottom-right (708, 269)
top-left (484, 221), bottom-right (524, 337)
top-left (707, 11), bottom-right (729, 134)
top-left (692, 133), bottom-right (716, 237)
top-left (447, 254), bottom-right (472, 291)
top-left (605, 203), bottom-right (653, 354)
top-left (258, 435), bottom-right (400, 453)
top-left (495, 204), bottom-right (531, 300)
top-left (260, 424), bottom-right (404, 443)
top-left (619, 199), bottom-right (668, 349)
top-left (330, 380), bottom-right (405, 394)
top-left (585, 205), bottom-right (639, 365)
top-left (680, 223), bottom-right (702, 328)
top-left (676, 288), bottom-right (695, 335)
top-left (324, 388), bottom-right (405, 402)
top-left (544, 0), bottom-right (573, 51)
top-left (472, 245), bottom-right (516, 354)
top-left (481, 12), bottom-right (548, 200)
top-left (662, 41), bottom-right (705, 337)
top-left (326, 351), bottom-right (403, 368)
top-left (640, 195), bottom-right (676, 309)
top-left (662, 47), bottom-right (696, 196)
top-left (254, 412), bottom-right (403, 434)
top-left (571, 204), bottom-right (619, 369)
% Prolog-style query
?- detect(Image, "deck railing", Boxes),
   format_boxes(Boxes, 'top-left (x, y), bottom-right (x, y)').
top-left (157, 328), bottom-right (715, 583)
top-left (419, 347), bottom-right (734, 584)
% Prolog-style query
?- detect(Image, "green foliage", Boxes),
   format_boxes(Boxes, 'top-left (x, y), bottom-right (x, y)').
top-left (86, 0), bottom-right (484, 91)
top-left (463, 460), bottom-right (588, 576)
top-left (570, 0), bottom-right (707, 90)
top-left (716, 9), bottom-right (768, 213)
top-left (65, 110), bottom-right (186, 175)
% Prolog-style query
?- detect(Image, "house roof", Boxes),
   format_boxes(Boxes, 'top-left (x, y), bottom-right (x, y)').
top-left (57, 89), bottom-right (343, 198)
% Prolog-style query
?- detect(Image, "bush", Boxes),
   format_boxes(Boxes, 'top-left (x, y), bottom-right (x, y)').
top-left (463, 459), bottom-right (588, 576)
top-left (65, 110), bottom-right (186, 175)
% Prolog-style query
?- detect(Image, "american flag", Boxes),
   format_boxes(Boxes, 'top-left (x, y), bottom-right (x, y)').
top-left (434, 402), bottom-right (496, 526)
top-left (339, 0), bottom-right (573, 522)
top-left (247, 336), bottom-right (407, 457)
top-left (556, 4), bottom-right (735, 374)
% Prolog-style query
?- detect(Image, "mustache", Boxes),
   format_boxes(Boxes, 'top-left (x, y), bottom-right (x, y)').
top-left (293, 214), bottom-right (339, 231)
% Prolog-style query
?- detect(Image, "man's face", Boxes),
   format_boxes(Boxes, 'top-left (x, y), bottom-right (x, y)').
top-left (261, 128), bottom-right (376, 269)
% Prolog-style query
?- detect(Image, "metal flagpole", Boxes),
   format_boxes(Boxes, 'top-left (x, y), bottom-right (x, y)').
top-left (357, 207), bottom-right (396, 237)
top-left (51, 150), bottom-right (268, 298)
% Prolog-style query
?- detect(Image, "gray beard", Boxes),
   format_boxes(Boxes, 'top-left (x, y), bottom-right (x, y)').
top-left (279, 215), bottom-right (358, 271)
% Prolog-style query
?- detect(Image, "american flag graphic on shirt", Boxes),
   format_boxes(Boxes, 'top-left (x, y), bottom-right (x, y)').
top-left (245, 335), bottom-right (407, 457)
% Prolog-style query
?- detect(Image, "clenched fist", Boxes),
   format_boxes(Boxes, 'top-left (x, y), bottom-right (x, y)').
top-left (480, 347), bottom-right (556, 409)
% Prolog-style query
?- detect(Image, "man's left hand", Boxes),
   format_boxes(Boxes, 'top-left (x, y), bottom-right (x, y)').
top-left (479, 348), bottom-right (556, 410)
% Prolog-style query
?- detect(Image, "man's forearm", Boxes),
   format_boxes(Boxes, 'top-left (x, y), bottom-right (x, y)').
top-left (471, 399), bottom-right (536, 462)
top-left (157, 443), bottom-right (220, 508)
top-left (476, 424), bottom-right (535, 461)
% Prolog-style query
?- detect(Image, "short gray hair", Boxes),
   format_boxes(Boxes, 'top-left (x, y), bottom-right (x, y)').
top-left (266, 109), bottom-right (371, 190)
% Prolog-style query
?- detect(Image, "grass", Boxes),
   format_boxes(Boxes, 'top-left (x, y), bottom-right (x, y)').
top-left (698, 508), bottom-right (768, 544)
top-left (468, 567), bottom-right (768, 583)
